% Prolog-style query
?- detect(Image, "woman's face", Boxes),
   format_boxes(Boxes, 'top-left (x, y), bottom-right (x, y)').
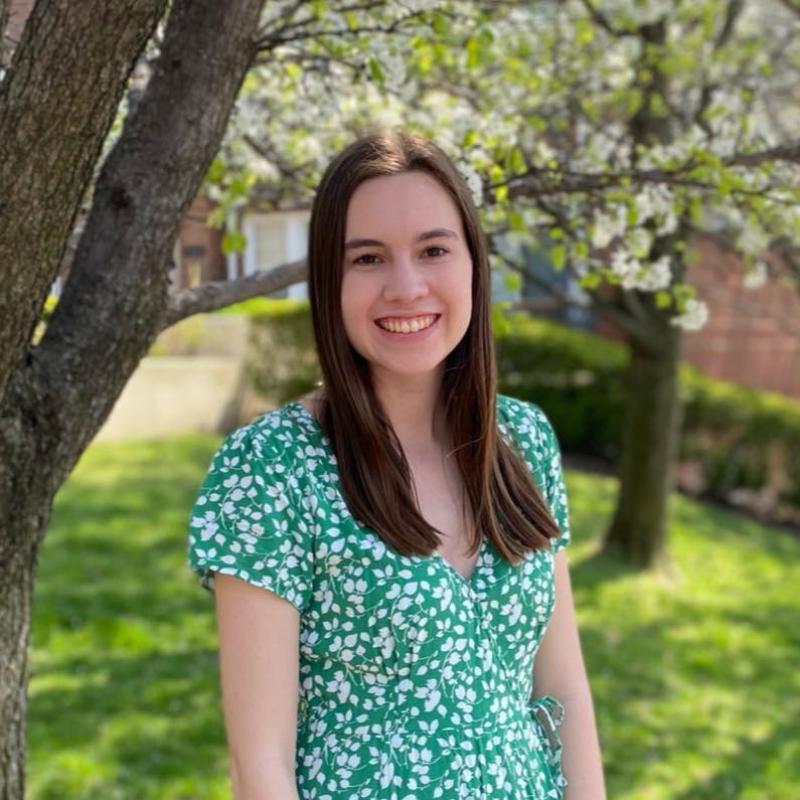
top-left (340, 170), bottom-right (473, 385)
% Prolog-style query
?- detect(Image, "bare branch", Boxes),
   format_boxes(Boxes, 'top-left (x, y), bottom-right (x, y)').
top-left (242, 132), bottom-right (315, 181)
top-left (715, 0), bottom-right (744, 48)
top-left (493, 250), bottom-right (578, 310)
top-left (728, 141), bottom-right (800, 167)
top-left (578, 0), bottom-right (632, 37)
top-left (162, 258), bottom-right (307, 328)
top-left (257, 0), bottom-right (309, 40)
top-left (257, 4), bottom-right (425, 50)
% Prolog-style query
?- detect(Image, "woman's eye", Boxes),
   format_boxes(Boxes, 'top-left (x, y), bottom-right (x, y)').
top-left (353, 254), bottom-right (380, 265)
top-left (352, 247), bottom-right (447, 265)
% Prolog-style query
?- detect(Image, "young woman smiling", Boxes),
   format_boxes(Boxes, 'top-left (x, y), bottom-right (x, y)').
top-left (187, 129), bottom-right (606, 799)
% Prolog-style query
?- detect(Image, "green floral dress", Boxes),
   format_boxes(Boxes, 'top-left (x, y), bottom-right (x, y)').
top-left (187, 393), bottom-right (571, 799)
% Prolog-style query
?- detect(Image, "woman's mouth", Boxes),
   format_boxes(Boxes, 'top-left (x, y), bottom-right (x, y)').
top-left (374, 313), bottom-right (441, 337)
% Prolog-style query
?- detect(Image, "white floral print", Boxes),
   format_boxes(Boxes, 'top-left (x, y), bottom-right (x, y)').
top-left (187, 394), bottom-right (571, 799)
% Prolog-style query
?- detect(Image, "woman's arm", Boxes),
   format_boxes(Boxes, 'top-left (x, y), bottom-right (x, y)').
top-left (213, 572), bottom-right (302, 800)
top-left (532, 550), bottom-right (607, 800)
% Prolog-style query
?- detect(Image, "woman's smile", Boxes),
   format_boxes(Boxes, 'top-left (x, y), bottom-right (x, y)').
top-left (374, 313), bottom-right (441, 337)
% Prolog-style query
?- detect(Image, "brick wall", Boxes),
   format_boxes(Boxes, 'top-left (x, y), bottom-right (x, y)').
top-left (681, 235), bottom-right (800, 399)
top-left (597, 234), bottom-right (800, 400)
top-left (174, 195), bottom-right (228, 287)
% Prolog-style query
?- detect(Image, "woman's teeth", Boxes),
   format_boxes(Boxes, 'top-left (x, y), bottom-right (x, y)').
top-left (376, 314), bottom-right (438, 334)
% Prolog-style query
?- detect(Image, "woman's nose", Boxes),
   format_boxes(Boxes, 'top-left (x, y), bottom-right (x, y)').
top-left (382, 257), bottom-right (428, 302)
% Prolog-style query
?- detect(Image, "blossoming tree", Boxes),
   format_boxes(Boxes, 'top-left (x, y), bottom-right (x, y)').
top-left (203, 0), bottom-right (800, 568)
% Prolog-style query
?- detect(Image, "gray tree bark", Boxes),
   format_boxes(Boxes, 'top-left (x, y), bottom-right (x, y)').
top-left (0, 0), bottom-right (265, 795)
top-left (603, 297), bottom-right (685, 568)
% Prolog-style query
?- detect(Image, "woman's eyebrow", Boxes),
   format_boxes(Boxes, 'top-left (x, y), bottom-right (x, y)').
top-left (344, 227), bottom-right (458, 251)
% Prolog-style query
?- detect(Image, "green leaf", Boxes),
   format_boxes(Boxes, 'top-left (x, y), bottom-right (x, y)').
top-left (508, 209), bottom-right (526, 232)
top-left (550, 244), bottom-right (567, 270)
top-left (491, 301), bottom-right (512, 336)
top-left (221, 231), bottom-right (246, 256)
top-left (510, 146), bottom-right (526, 175)
top-left (575, 17), bottom-right (595, 45)
top-left (655, 290), bottom-right (672, 309)
top-left (504, 270), bottom-right (523, 293)
top-left (579, 272), bottom-right (601, 289)
top-left (206, 206), bottom-right (226, 228)
top-left (466, 37), bottom-right (481, 69)
top-left (205, 157), bottom-right (225, 184)
top-left (368, 57), bottom-right (385, 83)
top-left (489, 163), bottom-right (505, 184)
top-left (229, 174), bottom-right (253, 199)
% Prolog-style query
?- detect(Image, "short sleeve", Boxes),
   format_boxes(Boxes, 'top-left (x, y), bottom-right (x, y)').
top-left (534, 406), bottom-right (572, 554)
top-left (186, 420), bottom-right (315, 612)
top-left (500, 396), bottom-right (572, 554)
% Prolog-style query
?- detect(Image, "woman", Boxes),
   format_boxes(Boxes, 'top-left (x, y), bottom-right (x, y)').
top-left (187, 129), bottom-right (606, 799)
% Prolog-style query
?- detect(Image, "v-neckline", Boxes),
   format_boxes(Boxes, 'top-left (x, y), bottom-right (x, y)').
top-left (287, 400), bottom-right (487, 589)
top-left (431, 538), bottom-right (486, 586)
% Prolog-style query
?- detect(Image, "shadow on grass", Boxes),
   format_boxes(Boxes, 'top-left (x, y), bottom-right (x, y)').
top-left (28, 434), bottom-right (800, 800)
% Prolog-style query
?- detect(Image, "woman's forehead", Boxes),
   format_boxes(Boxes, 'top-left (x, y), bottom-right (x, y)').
top-left (345, 172), bottom-right (462, 240)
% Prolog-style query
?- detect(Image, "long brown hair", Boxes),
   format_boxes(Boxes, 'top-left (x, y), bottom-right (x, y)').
top-left (307, 128), bottom-right (560, 563)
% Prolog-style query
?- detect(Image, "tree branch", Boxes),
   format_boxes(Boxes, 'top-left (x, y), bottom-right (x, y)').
top-left (502, 140), bottom-right (800, 199)
top-left (162, 258), bottom-right (307, 328)
top-left (491, 247), bottom-right (655, 343)
top-left (257, 5), bottom-right (426, 50)
top-left (578, 0), bottom-right (632, 37)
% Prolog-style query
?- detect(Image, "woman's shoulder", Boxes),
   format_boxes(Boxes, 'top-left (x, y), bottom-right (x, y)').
top-left (219, 396), bottom-right (323, 469)
top-left (497, 392), bottom-right (550, 429)
top-left (496, 393), bottom-right (559, 459)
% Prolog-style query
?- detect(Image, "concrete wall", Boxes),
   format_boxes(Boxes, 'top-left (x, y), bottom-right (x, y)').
top-left (95, 314), bottom-right (273, 442)
top-left (94, 356), bottom-right (249, 442)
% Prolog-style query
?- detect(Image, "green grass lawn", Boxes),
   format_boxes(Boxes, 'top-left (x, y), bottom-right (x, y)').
top-left (29, 433), bottom-right (800, 799)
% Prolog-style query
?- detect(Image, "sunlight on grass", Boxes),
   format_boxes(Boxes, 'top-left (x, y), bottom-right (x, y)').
top-left (28, 434), bottom-right (800, 799)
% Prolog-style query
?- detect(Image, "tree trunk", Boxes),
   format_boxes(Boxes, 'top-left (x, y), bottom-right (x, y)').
top-left (0, 530), bottom-right (39, 800)
top-left (0, 0), bottom-right (265, 795)
top-left (603, 321), bottom-right (684, 568)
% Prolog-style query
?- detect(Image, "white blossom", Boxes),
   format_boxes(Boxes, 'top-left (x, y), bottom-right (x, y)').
top-left (627, 227), bottom-right (653, 258)
top-left (671, 298), bottom-right (709, 331)
top-left (457, 162), bottom-right (484, 207)
top-left (743, 260), bottom-right (768, 289)
top-left (592, 206), bottom-right (627, 249)
top-left (636, 255), bottom-right (673, 291)
top-left (610, 248), bottom-right (641, 288)
top-left (381, 50), bottom-right (407, 92)
top-left (737, 224), bottom-right (770, 257)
